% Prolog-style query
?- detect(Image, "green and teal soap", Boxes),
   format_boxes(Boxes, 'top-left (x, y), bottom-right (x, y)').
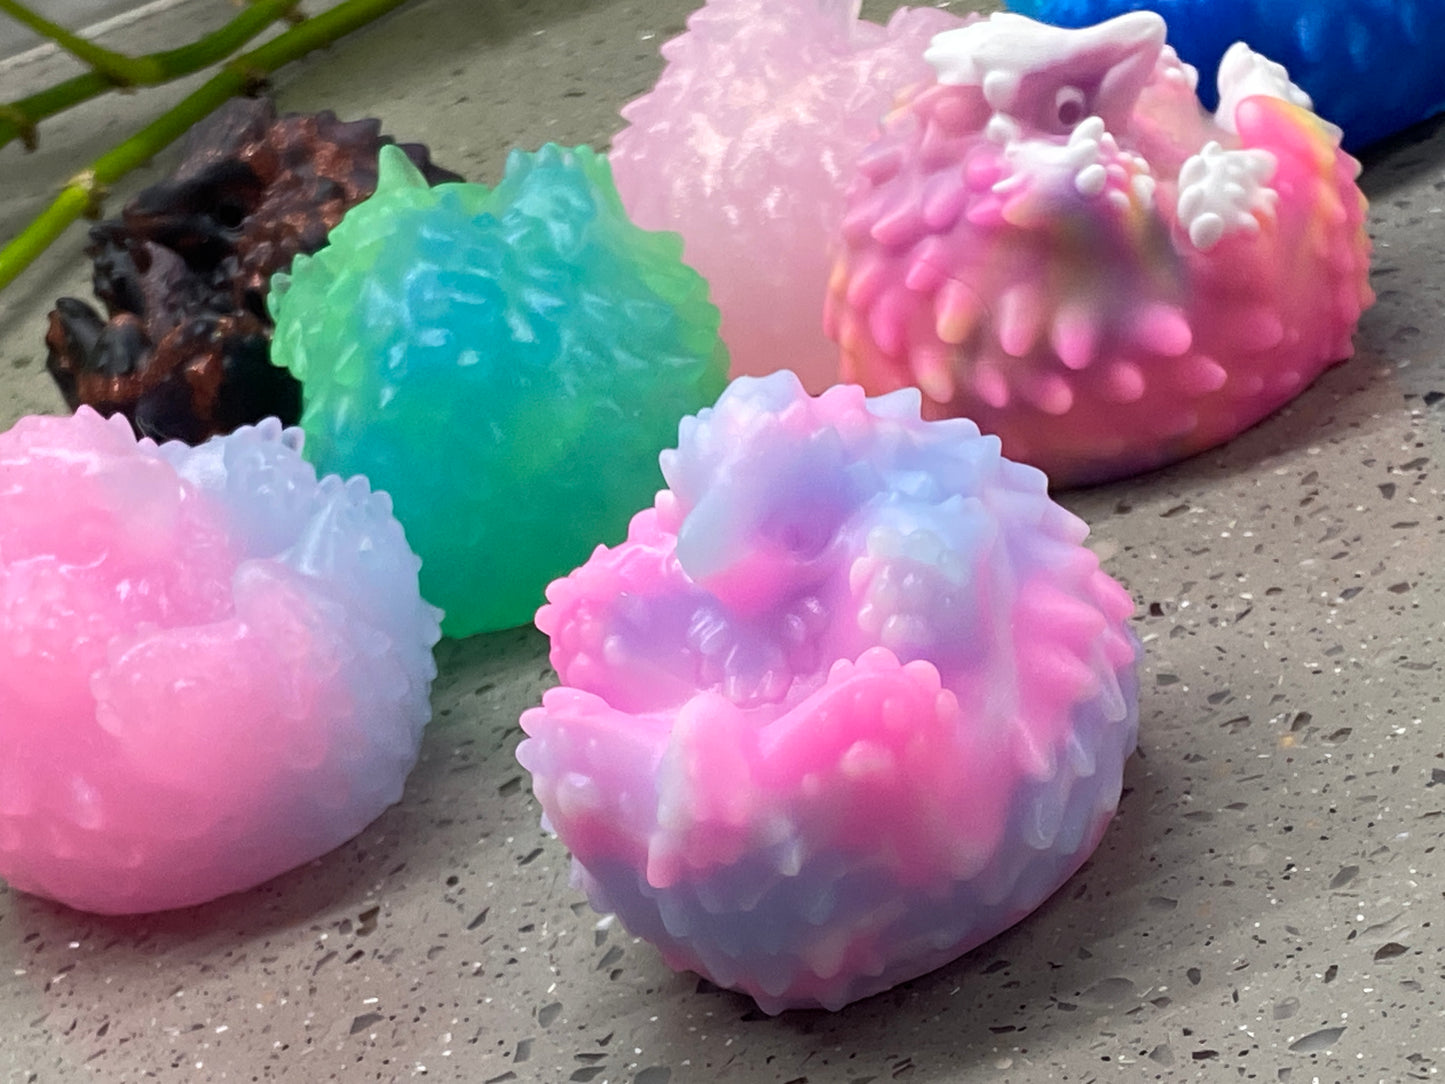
top-left (270, 144), bottom-right (728, 636)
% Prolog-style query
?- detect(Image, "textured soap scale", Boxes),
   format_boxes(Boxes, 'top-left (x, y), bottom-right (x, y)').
top-left (519, 372), bottom-right (1140, 1013)
top-left (609, 0), bottom-right (963, 392)
top-left (1008, 0), bottom-right (1445, 148)
top-left (0, 410), bottom-right (440, 914)
top-left (826, 12), bottom-right (1373, 485)
top-left (270, 144), bottom-right (729, 637)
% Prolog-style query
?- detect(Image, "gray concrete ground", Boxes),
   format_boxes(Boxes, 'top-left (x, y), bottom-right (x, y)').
top-left (1, 1), bottom-right (1443, 1082)
top-left (0, 0), bottom-right (163, 59)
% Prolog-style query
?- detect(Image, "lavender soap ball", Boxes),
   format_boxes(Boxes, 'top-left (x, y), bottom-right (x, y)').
top-left (269, 145), bottom-right (729, 637)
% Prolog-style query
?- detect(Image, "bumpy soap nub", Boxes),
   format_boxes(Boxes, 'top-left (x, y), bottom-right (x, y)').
top-left (610, 0), bottom-right (968, 391)
top-left (1007, 0), bottom-right (1445, 148)
top-left (270, 145), bottom-right (728, 637)
top-left (0, 408), bottom-right (441, 914)
top-left (827, 12), bottom-right (1373, 486)
top-left (518, 371), bottom-right (1140, 1014)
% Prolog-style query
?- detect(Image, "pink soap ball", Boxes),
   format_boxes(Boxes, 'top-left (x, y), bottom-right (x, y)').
top-left (827, 12), bottom-right (1374, 486)
top-left (518, 371), bottom-right (1140, 1013)
top-left (610, 0), bottom-right (968, 393)
top-left (0, 408), bottom-right (441, 914)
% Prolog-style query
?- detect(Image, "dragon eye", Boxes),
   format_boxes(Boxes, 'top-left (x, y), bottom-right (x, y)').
top-left (1055, 86), bottom-right (1088, 129)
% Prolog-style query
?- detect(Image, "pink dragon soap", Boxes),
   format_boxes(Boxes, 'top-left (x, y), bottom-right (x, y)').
top-left (518, 371), bottom-right (1140, 1013)
top-left (609, 0), bottom-right (966, 392)
top-left (0, 409), bottom-right (440, 914)
top-left (826, 11), bottom-right (1374, 485)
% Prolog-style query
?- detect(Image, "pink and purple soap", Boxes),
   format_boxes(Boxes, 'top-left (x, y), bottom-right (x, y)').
top-left (518, 371), bottom-right (1140, 1013)
top-left (827, 11), bottom-right (1374, 485)
top-left (0, 409), bottom-right (440, 914)
top-left (609, 0), bottom-right (966, 391)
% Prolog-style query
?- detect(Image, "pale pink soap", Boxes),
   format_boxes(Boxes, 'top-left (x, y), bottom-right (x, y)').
top-left (518, 371), bottom-right (1140, 1013)
top-left (827, 12), bottom-right (1374, 486)
top-left (0, 408), bottom-right (440, 914)
top-left (610, 0), bottom-right (968, 392)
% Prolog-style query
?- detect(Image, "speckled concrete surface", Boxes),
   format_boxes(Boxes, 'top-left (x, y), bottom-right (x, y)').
top-left (1, 1), bottom-right (1443, 1081)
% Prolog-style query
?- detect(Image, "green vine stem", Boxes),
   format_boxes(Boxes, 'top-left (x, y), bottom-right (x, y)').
top-left (0, 0), bottom-right (171, 83)
top-left (0, 0), bottom-right (303, 153)
top-left (0, 0), bottom-right (415, 292)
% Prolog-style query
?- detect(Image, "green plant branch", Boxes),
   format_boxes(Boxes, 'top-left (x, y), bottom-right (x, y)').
top-left (0, 0), bottom-right (303, 153)
top-left (0, 0), bottom-right (415, 292)
top-left (0, 0), bottom-right (146, 83)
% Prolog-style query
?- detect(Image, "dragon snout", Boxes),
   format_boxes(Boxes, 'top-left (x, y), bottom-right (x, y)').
top-left (929, 10), bottom-right (1167, 135)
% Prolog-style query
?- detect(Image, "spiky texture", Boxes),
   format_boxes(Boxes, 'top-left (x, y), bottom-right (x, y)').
top-left (610, 0), bottom-right (968, 391)
top-left (519, 371), bottom-right (1139, 1013)
top-left (827, 14), bottom-right (1373, 485)
top-left (0, 409), bottom-right (440, 914)
top-left (270, 145), bottom-right (728, 637)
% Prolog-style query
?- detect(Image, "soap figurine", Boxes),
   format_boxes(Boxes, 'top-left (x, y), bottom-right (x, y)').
top-left (270, 144), bottom-right (728, 638)
top-left (0, 409), bottom-right (441, 914)
top-left (1006, 0), bottom-right (1445, 149)
top-left (826, 12), bottom-right (1373, 487)
top-left (518, 371), bottom-right (1140, 1014)
top-left (609, 0), bottom-right (966, 392)
top-left (45, 97), bottom-right (462, 444)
